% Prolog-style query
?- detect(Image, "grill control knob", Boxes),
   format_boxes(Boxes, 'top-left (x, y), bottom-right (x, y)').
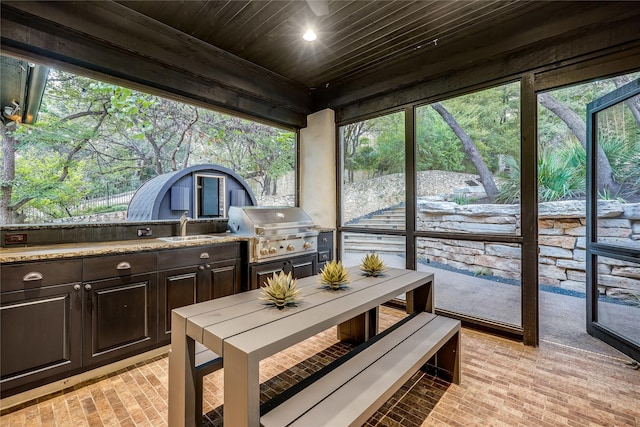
top-left (303, 242), bottom-right (311, 249)
top-left (260, 248), bottom-right (269, 255)
top-left (287, 244), bottom-right (295, 251)
top-left (268, 247), bottom-right (277, 254)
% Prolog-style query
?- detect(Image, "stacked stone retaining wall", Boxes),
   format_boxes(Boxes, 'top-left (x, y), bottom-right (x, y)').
top-left (417, 199), bottom-right (640, 300)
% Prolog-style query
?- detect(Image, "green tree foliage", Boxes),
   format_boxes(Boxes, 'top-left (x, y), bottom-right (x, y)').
top-left (197, 113), bottom-right (294, 196)
top-left (14, 149), bottom-right (89, 219)
top-left (416, 106), bottom-right (467, 172)
top-left (2, 67), bottom-right (295, 224)
top-left (431, 83), bottom-right (520, 173)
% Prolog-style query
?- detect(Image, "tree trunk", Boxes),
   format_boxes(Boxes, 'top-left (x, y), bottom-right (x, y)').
top-left (263, 175), bottom-right (271, 196)
top-left (0, 122), bottom-right (17, 223)
top-left (613, 75), bottom-right (640, 126)
top-left (431, 103), bottom-right (499, 202)
top-left (538, 92), bottom-right (618, 193)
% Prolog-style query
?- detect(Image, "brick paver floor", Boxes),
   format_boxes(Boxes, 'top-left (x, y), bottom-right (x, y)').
top-left (2, 306), bottom-right (639, 426)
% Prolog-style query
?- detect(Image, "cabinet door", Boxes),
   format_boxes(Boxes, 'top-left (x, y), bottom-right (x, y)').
top-left (250, 262), bottom-right (284, 290)
top-left (83, 273), bottom-right (157, 366)
top-left (249, 254), bottom-right (318, 290)
top-left (210, 259), bottom-right (241, 299)
top-left (316, 231), bottom-right (334, 273)
top-left (1, 283), bottom-right (82, 395)
top-left (290, 255), bottom-right (316, 280)
top-left (158, 267), bottom-right (198, 341)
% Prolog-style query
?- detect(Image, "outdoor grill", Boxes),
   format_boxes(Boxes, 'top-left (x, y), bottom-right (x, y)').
top-left (228, 206), bottom-right (318, 263)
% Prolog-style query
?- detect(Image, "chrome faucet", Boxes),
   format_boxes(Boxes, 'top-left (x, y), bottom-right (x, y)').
top-left (180, 211), bottom-right (190, 237)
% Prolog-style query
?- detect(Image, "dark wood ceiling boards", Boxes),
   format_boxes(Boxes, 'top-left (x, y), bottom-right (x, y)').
top-left (115, 0), bottom-right (543, 89)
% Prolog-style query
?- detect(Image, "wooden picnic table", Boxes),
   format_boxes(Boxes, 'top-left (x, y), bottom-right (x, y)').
top-left (168, 266), bottom-right (434, 427)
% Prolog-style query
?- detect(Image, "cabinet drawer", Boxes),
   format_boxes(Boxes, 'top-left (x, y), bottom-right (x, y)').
top-left (318, 250), bottom-right (331, 264)
top-left (157, 243), bottom-right (241, 270)
top-left (1, 259), bottom-right (82, 292)
top-left (83, 252), bottom-right (157, 281)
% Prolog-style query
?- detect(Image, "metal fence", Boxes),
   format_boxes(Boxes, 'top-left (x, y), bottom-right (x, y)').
top-left (21, 180), bottom-right (141, 224)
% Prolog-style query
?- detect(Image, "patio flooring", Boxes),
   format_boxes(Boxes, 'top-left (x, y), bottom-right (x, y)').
top-left (1, 305), bottom-right (638, 426)
top-left (2, 256), bottom-right (638, 426)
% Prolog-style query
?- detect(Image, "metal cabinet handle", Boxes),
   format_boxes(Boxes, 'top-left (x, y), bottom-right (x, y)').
top-left (85, 284), bottom-right (92, 291)
top-left (205, 264), bottom-right (211, 269)
top-left (116, 261), bottom-right (131, 270)
top-left (74, 284), bottom-right (82, 291)
top-left (23, 272), bottom-right (43, 281)
top-left (198, 266), bottom-right (205, 271)
top-left (200, 252), bottom-right (210, 259)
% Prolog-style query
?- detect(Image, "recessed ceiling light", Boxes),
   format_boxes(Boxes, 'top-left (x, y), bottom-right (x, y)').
top-left (303, 29), bottom-right (317, 41)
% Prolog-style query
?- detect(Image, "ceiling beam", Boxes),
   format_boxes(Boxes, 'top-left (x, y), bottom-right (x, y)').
top-left (0, 1), bottom-right (312, 128)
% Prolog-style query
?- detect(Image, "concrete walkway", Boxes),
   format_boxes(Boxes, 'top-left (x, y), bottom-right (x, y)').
top-left (343, 251), bottom-right (637, 359)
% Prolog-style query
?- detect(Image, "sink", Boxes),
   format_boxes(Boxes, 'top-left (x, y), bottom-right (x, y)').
top-left (158, 235), bottom-right (220, 243)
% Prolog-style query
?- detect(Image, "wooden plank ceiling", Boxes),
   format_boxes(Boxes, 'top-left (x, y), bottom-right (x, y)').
top-left (116, 0), bottom-right (544, 90)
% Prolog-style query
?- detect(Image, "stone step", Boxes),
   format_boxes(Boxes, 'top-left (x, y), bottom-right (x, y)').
top-left (344, 243), bottom-right (405, 254)
top-left (343, 234), bottom-right (405, 254)
top-left (352, 222), bottom-right (405, 230)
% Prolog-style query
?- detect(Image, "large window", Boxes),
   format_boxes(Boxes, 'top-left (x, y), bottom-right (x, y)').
top-left (415, 82), bottom-right (521, 234)
top-left (414, 82), bottom-right (522, 327)
top-left (0, 59), bottom-right (296, 225)
top-left (340, 111), bottom-right (405, 229)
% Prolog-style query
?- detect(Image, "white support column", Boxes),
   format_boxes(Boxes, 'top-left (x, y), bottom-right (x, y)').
top-left (299, 108), bottom-right (337, 228)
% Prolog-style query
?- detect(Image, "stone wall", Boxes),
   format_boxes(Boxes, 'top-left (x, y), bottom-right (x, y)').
top-left (343, 171), bottom-right (479, 223)
top-left (417, 199), bottom-right (640, 300)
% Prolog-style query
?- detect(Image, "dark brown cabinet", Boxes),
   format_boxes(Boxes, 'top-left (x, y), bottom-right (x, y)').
top-left (0, 260), bottom-right (83, 395)
top-left (82, 252), bottom-right (157, 366)
top-left (0, 240), bottom-right (245, 397)
top-left (316, 231), bottom-right (334, 273)
top-left (157, 243), bottom-right (241, 342)
top-left (249, 253), bottom-right (317, 290)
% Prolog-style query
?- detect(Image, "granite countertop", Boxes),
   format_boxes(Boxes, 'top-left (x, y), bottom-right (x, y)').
top-left (0, 234), bottom-right (248, 264)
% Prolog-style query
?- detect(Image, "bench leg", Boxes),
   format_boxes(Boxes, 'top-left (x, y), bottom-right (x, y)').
top-left (423, 330), bottom-right (460, 384)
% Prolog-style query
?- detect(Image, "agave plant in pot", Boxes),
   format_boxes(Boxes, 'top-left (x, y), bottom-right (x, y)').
top-left (260, 270), bottom-right (301, 309)
top-left (319, 260), bottom-right (350, 290)
top-left (359, 253), bottom-right (387, 277)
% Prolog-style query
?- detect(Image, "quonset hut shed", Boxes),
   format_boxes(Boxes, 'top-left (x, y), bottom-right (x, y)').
top-left (126, 164), bottom-right (256, 221)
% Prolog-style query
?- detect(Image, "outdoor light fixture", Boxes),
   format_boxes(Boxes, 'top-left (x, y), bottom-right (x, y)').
top-left (303, 29), bottom-right (317, 41)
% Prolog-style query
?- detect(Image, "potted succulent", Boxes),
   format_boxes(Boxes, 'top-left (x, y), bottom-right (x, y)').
top-left (359, 253), bottom-right (387, 277)
top-left (319, 260), bottom-right (350, 290)
top-left (260, 270), bottom-right (301, 309)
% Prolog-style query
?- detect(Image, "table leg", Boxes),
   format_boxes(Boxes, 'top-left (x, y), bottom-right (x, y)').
top-left (337, 306), bottom-right (379, 342)
top-left (224, 342), bottom-right (260, 427)
top-left (406, 278), bottom-right (433, 313)
top-left (168, 311), bottom-right (197, 427)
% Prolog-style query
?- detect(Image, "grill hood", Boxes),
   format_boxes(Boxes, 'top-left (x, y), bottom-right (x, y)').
top-left (228, 206), bottom-right (315, 236)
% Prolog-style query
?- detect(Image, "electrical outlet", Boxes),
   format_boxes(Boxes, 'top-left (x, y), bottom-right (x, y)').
top-left (137, 228), bottom-right (152, 237)
top-left (4, 233), bottom-right (27, 245)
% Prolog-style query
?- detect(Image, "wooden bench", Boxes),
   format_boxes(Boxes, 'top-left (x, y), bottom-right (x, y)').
top-left (260, 312), bottom-right (460, 427)
top-left (194, 343), bottom-right (223, 426)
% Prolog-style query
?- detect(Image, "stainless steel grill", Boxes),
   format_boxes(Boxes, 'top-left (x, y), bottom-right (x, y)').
top-left (228, 206), bottom-right (318, 263)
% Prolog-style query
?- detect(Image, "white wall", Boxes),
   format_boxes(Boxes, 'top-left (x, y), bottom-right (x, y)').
top-left (299, 109), bottom-right (336, 228)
